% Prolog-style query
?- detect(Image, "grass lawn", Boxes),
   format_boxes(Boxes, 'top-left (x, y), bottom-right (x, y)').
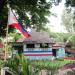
top-left (30, 59), bottom-right (75, 70)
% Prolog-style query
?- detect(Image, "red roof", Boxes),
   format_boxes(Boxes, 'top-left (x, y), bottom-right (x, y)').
top-left (52, 43), bottom-right (65, 49)
top-left (52, 43), bottom-right (61, 49)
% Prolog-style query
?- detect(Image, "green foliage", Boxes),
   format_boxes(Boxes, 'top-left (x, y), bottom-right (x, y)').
top-left (65, 0), bottom-right (75, 7)
top-left (0, 0), bottom-right (52, 37)
top-left (9, 32), bottom-right (22, 42)
top-left (47, 29), bottom-right (75, 48)
top-left (0, 4), bottom-right (8, 37)
top-left (30, 59), bottom-right (75, 75)
top-left (4, 54), bottom-right (40, 75)
top-left (55, 58), bottom-right (64, 61)
top-left (30, 59), bottom-right (75, 70)
top-left (0, 60), bottom-right (4, 68)
top-left (4, 59), bottom-right (19, 75)
top-left (67, 69), bottom-right (75, 75)
top-left (61, 8), bottom-right (75, 33)
top-left (4, 54), bottom-right (29, 75)
top-left (48, 30), bottom-right (71, 42)
top-left (57, 0), bottom-right (75, 7)
top-left (66, 35), bottom-right (75, 48)
top-left (2, 55), bottom-right (75, 75)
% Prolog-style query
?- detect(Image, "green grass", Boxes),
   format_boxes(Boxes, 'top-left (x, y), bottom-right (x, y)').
top-left (30, 59), bottom-right (75, 70)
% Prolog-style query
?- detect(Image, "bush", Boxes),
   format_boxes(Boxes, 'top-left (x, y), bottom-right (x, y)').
top-left (55, 58), bottom-right (64, 61)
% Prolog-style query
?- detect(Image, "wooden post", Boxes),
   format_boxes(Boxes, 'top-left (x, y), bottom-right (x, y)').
top-left (1, 68), bottom-right (5, 75)
top-left (4, 4), bottom-right (9, 61)
top-left (4, 24), bottom-right (8, 61)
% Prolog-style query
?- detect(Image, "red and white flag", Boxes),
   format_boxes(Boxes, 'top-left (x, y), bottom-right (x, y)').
top-left (8, 8), bottom-right (30, 38)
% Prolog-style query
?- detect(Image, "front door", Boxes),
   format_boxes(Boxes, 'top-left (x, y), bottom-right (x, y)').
top-left (52, 49), bottom-right (57, 56)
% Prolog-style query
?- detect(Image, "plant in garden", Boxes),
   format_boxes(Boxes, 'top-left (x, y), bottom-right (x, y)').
top-left (4, 54), bottom-right (28, 75)
top-left (30, 59), bottom-right (75, 75)
top-left (66, 69), bottom-right (75, 75)
top-left (4, 54), bottom-right (40, 75)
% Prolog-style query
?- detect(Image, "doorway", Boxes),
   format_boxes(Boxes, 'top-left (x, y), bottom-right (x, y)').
top-left (52, 49), bottom-right (57, 56)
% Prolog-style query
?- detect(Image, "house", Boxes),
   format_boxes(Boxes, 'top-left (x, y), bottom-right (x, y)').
top-left (52, 43), bottom-right (65, 58)
top-left (11, 29), bottom-right (65, 60)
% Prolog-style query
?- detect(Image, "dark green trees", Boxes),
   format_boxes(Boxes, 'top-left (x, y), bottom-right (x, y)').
top-left (0, 0), bottom-right (52, 37)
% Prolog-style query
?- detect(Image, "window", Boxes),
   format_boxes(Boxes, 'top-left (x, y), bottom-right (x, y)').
top-left (40, 43), bottom-right (49, 48)
top-left (26, 44), bottom-right (35, 48)
top-left (13, 46), bottom-right (23, 50)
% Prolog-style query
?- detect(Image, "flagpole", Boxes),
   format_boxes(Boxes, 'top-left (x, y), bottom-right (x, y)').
top-left (4, 21), bottom-right (9, 61)
top-left (4, 4), bottom-right (9, 61)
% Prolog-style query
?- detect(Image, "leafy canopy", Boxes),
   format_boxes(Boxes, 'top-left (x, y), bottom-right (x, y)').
top-left (0, 0), bottom-right (52, 37)
top-left (61, 8), bottom-right (75, 33)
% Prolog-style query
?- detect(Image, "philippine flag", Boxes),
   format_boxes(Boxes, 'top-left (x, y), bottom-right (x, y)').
top-left (8, 8), bottom-right (30, 38)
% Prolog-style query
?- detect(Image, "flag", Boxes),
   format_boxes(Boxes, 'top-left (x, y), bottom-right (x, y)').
top-left (8, 8), bottom-right (30, 38)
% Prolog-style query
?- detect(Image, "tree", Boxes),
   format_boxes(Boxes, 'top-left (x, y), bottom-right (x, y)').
top-left (54, 0), bottom-right (75, 7)
top-left (61, 8), bottom-right (75, 46)
top-left (61, 8), bottom-right (75, 33)
top-left (65, 0), bottom-right (75, 7)
top-left (0, 0), bottom-right (52, 37)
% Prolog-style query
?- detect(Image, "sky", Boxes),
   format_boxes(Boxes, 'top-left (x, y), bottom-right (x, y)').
top-left (47, 0), bottom-right (66, 32)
